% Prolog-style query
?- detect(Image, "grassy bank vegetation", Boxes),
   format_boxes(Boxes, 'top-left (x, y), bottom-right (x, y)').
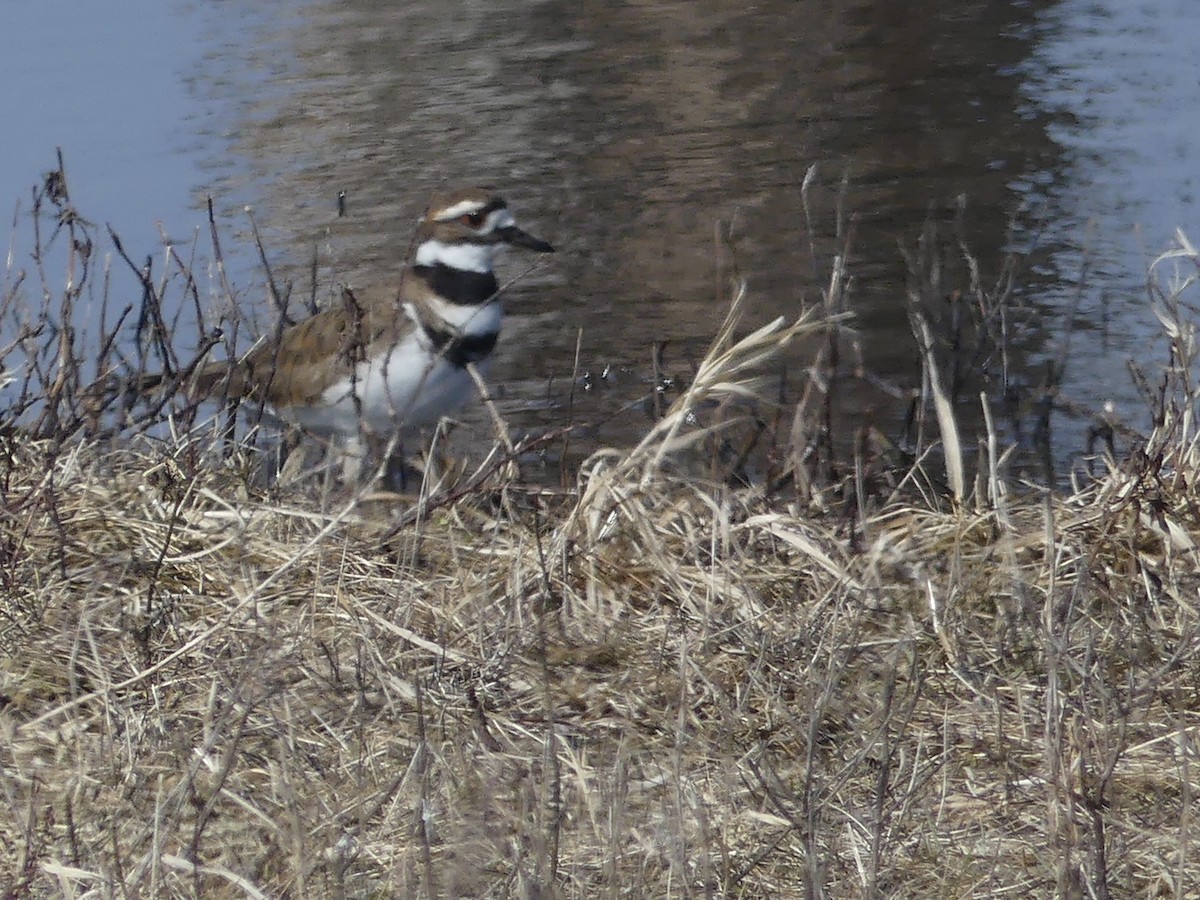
top-left (2, 163), bottom-right (1199, 898)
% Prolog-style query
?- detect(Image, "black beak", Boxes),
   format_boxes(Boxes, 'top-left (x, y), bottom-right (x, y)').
top-left (496, 225), bottom-right (555, 253)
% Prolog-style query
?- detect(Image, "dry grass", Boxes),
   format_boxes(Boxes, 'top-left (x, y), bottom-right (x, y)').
top-left (3, 167), bottom-right (1200, 898)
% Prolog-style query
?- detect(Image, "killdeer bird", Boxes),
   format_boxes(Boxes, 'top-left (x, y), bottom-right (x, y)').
top-left (182, 186), bottom-right (554, 464)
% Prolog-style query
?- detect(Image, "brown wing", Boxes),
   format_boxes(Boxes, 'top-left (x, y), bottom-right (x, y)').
top-left (194, 287), bottom-right (405, 406)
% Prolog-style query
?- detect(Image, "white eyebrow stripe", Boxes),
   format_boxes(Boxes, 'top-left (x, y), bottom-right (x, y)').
top-left (436, 199), bottom-right (488, 220)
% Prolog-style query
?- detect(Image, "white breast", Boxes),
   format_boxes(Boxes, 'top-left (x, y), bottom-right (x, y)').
top-left (288, 302), bottom-right (503, 437)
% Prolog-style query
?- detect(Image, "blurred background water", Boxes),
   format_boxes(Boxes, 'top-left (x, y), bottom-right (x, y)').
top-left (2, 0), bottom-right (1197, 475)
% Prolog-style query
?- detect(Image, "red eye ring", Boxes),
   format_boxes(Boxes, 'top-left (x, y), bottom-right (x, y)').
top-left (460, 212), bottom-right (485, 228)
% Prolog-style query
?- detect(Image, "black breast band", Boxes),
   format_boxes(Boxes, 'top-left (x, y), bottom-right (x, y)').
top-left (413, 264), bottom-right (499, 305)
top-left (423, 326), bottom-right (499, 368)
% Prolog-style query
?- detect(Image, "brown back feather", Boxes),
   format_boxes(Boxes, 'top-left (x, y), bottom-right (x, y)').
top-left (190, 284), bottom-right (410, 406)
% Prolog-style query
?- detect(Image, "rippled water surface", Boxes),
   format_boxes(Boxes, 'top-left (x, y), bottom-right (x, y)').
top-left (3, 0), bottom-right (1197, 471)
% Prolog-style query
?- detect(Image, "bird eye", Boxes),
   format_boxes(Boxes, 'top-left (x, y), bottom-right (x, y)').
top-left (460, 212), bottom-right (485, 228)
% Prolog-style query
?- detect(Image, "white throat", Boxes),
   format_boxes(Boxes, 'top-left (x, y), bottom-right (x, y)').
top-left (415, 239), bottom-right (497, 273)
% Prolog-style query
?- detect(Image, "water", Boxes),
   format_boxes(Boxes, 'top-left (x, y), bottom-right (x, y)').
top-left (2, 0), bottom-right (1197, 473)
top-left (0, 2), bottom-right (211, 253)
top-left (1017, 0), bottom-right (1200, 424)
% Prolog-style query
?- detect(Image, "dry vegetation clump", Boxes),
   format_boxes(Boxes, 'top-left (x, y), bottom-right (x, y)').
top-left (3, 167), bottom-right (1200, 897)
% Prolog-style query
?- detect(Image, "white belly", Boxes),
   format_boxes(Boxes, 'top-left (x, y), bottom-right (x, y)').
top-left (272, 300), bottom-right (504, 438)
top-left (278, 331), bottom-right (484, 437)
